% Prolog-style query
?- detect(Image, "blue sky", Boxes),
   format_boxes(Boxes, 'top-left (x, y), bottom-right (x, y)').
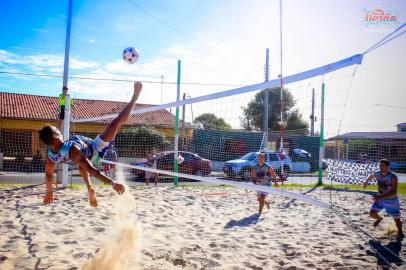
top-left (0, 0), bottom-right (405, 135)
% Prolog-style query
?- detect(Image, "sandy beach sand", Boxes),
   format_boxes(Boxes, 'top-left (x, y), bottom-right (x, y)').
top-left (0, 184), bottom-right (405, 269)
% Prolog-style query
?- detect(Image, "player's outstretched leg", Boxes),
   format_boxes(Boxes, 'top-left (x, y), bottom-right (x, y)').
top-left (98, 81), bottom-right (142, 143)
top-left (265, 200), bottom-right (270, 210)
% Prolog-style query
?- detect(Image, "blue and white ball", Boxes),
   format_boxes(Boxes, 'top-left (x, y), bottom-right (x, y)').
top-left (122, 47), bottom-right (139, 64)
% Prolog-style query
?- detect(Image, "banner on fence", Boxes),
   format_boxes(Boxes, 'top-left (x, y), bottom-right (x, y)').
top-left (326, 159), bottom-right (379, 185)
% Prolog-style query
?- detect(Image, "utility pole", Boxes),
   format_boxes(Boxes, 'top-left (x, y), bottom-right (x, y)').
top-left (263, 48), bottom-right (270, 150)
top-left (160, 75), bottom-right (164, 104)
top-left (310, 88), bottom-right (315, 137)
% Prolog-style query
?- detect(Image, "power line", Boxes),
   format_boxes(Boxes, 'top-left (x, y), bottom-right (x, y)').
top-left (127, 0), bottom-right (207, 48)
top-left (0, 70), bottom-right (246, 87)
top-left (374, 104), bottom-right (406, 110)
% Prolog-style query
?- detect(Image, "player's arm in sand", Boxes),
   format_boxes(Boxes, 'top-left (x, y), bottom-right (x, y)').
top-left (70, 146), bottom-right (125, 188)
top-left (69, 146), bottom-right (125, 207)
top-left (43, 157), bottom-right (55, 205)
top-left (268, 166), bottom-right (278, 187)
top-left (362, 174), bottom-right (376, 189)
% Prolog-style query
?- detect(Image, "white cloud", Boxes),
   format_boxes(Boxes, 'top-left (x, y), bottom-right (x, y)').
top-left (27, 55), bottom-right (63, 67)
top-left (49, 67), bottom-right (63, 73)
top-left (88, 39), bottom-right (96, 43)
top-left (0, 50), bottom-right (23, 64)
top-left (70, 58), bottom-right (99, 69)
top-left (0, 50), bottom-right (99, 72)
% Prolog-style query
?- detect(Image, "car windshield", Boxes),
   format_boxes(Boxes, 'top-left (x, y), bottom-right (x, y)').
top-left (240, 152), bottom-right (257, 161)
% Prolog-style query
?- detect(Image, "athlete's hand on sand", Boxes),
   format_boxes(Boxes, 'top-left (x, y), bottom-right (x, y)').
top-left (113, 183), bottom-right (125, 195)
top-left (44, 192), bottom-right (54, 205)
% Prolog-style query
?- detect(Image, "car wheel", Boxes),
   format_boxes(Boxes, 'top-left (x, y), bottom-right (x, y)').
top-left (276, 166), bottom-right (290, 181)
top-left (240, 167), bottom-right (251, 181)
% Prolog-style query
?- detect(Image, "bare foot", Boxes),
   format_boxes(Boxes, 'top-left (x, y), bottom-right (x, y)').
top-left (88, 189), bottom-right (98, 207)
top-left (373, 217), bottom-right (383, 228)
top-left (133, 81), bottom-right (142, 101)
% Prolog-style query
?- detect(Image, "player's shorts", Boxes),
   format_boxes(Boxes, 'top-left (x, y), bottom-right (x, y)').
top-left (144, 161), bottom-right (157, 179)
top-left (145, 171), bottom-right (156, 179)
top-left (257, 191), bottom-right (268, 197)
top-left (256, 184), bottom-right (271, 197)
top-left (91, 136), bottom-right (112, 159)
top-left (371, 197), bottom-right (401, 219)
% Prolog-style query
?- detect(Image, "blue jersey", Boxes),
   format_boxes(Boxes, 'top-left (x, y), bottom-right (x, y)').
top-left (47, 135), bottom-right (96, 164)
top-left (374, 170), bottom-right (397, 198)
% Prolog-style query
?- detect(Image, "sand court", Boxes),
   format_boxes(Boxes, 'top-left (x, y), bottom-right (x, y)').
top-left (1, 184), bottom-right (405, 269)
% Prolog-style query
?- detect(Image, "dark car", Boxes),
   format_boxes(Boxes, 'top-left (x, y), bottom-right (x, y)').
top-left (130, 160), bottom-right (149, 180)
top-left (322, 159), bottom-right (328, 170)
top-left (130, 151), bottom-right (212, 180)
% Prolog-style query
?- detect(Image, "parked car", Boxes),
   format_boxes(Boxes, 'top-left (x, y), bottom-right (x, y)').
top-left (130, 160), bottom-right (149, 180)
top-left (293, 148), bottom-right (311, 158)
top-left (322, 159), bottom-right (328, 170)
top-left (293, 148), bottom-right (328, 171)
top-left (223, 151), bottom-right (292, 181)
top-left (130, 151), bottom-right (212, 180)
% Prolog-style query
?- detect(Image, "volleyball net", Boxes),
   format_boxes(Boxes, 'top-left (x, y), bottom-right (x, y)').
top-left (1, 49), bottom-right (405, 202)
top-left (63, 53), bottom-right (370, 208)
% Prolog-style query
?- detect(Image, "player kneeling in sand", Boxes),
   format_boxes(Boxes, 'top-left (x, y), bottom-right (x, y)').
top-left (251, 152), bottom-right (278, 215)
top-left (39, 82), bottom-right (143, 207)
top-left (363, 159), bottom-right (404, 238)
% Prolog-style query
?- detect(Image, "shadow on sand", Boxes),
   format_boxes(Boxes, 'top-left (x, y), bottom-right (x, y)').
top-left (224, 213), bottom-right (260, 229)
top-left (367, 238), bottom-right (404, 268)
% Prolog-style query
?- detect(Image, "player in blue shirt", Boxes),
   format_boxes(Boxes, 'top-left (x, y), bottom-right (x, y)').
top-left (251, 152), bottom-right (278, 215)
top-left (39, 82), bottom-right (142, 207)
top-left (363, 159), bottom-right (403, 238)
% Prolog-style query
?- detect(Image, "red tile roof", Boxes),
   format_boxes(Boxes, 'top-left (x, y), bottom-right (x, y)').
top-left (0, 92), bottom-right (191, 129)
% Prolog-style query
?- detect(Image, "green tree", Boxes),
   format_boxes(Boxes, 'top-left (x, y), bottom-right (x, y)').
top-left (194, 113), bottom-right (232, 130)
top-left (115, 127), bottom-right (170, 157)
top-left (348, 138), bottom-right (376, 160)
top-left (241, 87), bottom-right (309, 134)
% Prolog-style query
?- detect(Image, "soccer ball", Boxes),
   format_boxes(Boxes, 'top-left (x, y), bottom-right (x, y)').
top-left (122, 47), bottom-right (139, 64)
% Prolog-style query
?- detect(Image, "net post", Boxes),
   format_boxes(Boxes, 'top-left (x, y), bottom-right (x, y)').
top-left (318, 82), bottom-right (325, 186)
top-left (62, 94), bottom-right (70, 187)
top-left (173, 60), bottom-right (181, 186)
top-left (61, 0), bottom-right (72, 188)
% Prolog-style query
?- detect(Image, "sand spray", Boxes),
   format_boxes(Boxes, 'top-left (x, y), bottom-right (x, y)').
top-left (82, 167), bottom-right (141, 270)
